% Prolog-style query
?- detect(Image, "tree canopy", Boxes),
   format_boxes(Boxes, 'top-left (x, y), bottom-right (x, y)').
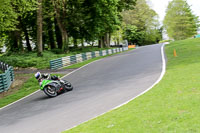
top-left (121, 0), bottom-right (162, 45)
top-left (0, 0), bottom-right (138, 54)
top-left (163, 0), bottom-right (199, 40)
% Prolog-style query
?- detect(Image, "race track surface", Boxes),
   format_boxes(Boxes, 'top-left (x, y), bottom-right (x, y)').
top-left (0, 44), bottom-right (165, 133)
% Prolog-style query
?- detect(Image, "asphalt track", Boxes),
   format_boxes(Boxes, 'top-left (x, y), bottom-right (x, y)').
top-left (0, 44), bottom-right (165, 133)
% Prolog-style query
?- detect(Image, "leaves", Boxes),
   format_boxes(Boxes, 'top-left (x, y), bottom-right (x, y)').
top-left (122, 0), bottom-right (162, 45)
top-left (163, 0), bottom-right (199, 40)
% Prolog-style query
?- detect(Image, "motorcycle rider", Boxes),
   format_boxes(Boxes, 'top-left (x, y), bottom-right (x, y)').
top-left (35, 72), bottom-right (59, 83)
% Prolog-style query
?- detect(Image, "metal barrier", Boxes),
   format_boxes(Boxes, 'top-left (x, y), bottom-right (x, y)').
top-left (0, 62), bottom-right (14, 93)
top-left (50, 47), bottom-right (129, 70)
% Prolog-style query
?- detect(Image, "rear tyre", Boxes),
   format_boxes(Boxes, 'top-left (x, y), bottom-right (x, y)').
top-left (43, 86), bottom-right (57, 97)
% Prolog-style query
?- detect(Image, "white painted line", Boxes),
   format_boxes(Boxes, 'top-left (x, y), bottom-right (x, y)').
top-left (63, 44), bottom-right (166, 132)
top-left (0, 90), bottom-right (40, 110)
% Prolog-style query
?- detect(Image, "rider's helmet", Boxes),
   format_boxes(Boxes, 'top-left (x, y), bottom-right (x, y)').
top-left (35, 72), bottom-right (41, 80)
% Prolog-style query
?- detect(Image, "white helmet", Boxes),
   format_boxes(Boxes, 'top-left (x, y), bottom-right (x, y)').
top-left (35, 72), bottom-right (41, 80)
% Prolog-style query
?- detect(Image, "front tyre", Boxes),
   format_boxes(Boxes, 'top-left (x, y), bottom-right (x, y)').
top-left (43, 86), bottom-right (57, 97)
top-left (63, 81), bottom-right (73, 91)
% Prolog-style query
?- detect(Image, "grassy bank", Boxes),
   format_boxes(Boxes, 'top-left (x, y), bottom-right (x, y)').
top-left (0, 73), bottom-right (64, 108)
top-left (63, 38), bottom-right (200, 133)
top-left (0, 47), bottom-right (113, 69)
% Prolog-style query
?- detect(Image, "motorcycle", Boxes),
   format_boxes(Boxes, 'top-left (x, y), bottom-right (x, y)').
top-left (40, 78), bottom-right (73, 97)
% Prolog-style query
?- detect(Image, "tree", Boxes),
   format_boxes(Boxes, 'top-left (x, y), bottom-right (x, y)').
top-left (121, 0), bottom-right (162, 45)
top-left (0, 0), bottom-right (18, 33)
top-left (0, 0), bottom-right (138, 53)
top-left (37, 0), bottom-right (43, 56)
top-left (163, 0), bottom-right (199, 40)
top-left (0, 0), bottom-right (37, 52)
top-left (52, 0), bottom-right (70, 52)
top-left (123, 25), bottom-right (145, 45)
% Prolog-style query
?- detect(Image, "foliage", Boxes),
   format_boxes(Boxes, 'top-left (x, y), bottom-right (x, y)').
top-left (163, 0), bottom-right (199, 40)
top-left (123, 25), bottom-right (145, 45)
top-left (0, 0), bottom-right (137, 55)
top-left (0, 0), bottom-right (18, 32)
top-left (0, 70), bottom-right (3, 74)
top-left (121, 0), bottom-right (162, 45)
top-left (111, 27), bottom-right (123, 45)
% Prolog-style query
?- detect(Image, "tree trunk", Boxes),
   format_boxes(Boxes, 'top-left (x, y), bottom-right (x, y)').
top-left (53, 0), bottom-right (69, 52)
top-left (56, 17), bottom-right (69, 52)
top-left (10, 31), bottom-right (19, 52)
top-left (10, 29), bottom-right (22, 52)
top-left (54, 18), bottom-right (62, 49)
top-left (98, 37), bottom-right (104, 48)
top-left (104, 33), bottom-right (110, 48)
top-left (102, 36), bottom-right (106, 48)
top-left (73, 38), bottom-right (78, 48)
top-left (81, 39), bottom-right (84, 48)
top-left (24, 27), bottom-right (32, 51)
top-left (117, 38), bottom-right (120, 45)
top-left (61, 29), bottom-right (69, 52)
top-left (10, 17), bottom-right (23, 52)
top-left (37, 0), bottom-right (43, 57)
top-left (108, 33), bottom-right (111, 47)
top-left (47, 21), bottom-right (56, 49)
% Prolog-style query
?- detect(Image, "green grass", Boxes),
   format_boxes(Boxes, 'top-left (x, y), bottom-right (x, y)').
top-left (0, 70), bottom-right (3, 74)
top-left (0, 47), bottom-right (113, 69)
top-left (0, 73), bottom-right (64, 108)
top-left (159, 39), bottom-right (173, 43)
top-left (64, 48), bottom-right (135, 69)
top-left (63, 38), bottom-right (200, 133)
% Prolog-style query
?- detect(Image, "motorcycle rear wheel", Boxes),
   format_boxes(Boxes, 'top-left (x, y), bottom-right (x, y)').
top-left (44, 86), bottom-right (58, 97)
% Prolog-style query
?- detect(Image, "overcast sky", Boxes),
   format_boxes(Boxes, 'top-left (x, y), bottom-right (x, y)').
top-left (149, 0), bottom-right (200, 22)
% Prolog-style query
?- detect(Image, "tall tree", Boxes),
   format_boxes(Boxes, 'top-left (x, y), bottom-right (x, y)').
top-left (0, 0), bottom-right (17, 33)
top-left (163, 0), bottom-right (199, 40)
top-left (37, 0), bottom-right (43, 56)
top-left (121, 0), bottom-right (162, 45)
top-left (0, 0), bottom-right (37, 51)
top-left (52, 0), bottom-right (69, 52)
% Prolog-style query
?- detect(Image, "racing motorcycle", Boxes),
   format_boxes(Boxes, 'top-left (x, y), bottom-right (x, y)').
top-left (40, 78), bottom-right (73, 97)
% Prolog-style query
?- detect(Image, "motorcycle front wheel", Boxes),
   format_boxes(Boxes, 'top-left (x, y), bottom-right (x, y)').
top-left (63, 80), bottom-right (73, 91)
top-left (43, 86), bottom-right (58, 97)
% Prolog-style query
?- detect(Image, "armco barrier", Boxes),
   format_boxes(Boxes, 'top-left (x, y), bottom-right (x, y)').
top-left (0, 62), bottom-right (14, 93)
top-left (50, 47), bottom-right (129, 70)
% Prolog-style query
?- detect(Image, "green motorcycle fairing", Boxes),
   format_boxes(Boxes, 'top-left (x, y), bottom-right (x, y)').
top-left (40, 80), bottom-right (53, 90)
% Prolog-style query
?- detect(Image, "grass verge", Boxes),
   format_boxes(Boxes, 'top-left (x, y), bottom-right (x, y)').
top-left (0, 73), bottom-right (64, 108)
top-left (0, 70), bottom-right (3, 74)
top-left (63, 38), bottom-right (200, 133)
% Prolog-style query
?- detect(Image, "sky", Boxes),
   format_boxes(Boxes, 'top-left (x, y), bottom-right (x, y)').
top-left (149, 0), bottom-right (200, 22)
